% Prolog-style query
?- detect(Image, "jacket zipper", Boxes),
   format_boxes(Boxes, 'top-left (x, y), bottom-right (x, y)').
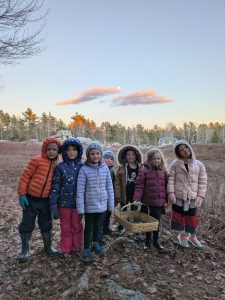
top-left (40, 161), bottom-right (52, 198)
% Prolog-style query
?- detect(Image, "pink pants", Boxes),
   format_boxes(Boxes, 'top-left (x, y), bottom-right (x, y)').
top-left (59, 208), bottom-right (84, 253)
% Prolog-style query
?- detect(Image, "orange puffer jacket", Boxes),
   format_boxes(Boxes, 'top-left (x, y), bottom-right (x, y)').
top-left (18, 138), bottom-right (61, 198)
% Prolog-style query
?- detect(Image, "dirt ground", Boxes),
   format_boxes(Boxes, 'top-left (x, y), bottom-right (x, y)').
top-left (0, 142), bottom-right (225, 300)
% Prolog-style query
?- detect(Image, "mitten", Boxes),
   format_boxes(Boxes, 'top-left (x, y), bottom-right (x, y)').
top-left (19, 195), bottom-right (29, 209)
top-left (51, 207), bottom-right (60, 220)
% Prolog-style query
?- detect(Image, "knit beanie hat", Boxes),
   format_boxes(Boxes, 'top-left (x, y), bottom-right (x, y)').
top-left (103, 150), bottom-right (115, 162)
top-left (86, 141), bottom-right (103, 158)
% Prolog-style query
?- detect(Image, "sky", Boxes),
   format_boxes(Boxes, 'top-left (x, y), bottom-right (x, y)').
top-left (1, 0), bottom-right (225, 129)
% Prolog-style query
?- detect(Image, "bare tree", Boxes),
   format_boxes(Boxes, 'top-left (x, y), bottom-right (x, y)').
top-left (0, 0), bottom-right (48, 65)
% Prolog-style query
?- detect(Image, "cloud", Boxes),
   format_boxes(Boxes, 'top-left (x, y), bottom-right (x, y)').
top-left (112, 88), bottom-right (175, 106)
top-left (56, 86), bottom-right (121, 105)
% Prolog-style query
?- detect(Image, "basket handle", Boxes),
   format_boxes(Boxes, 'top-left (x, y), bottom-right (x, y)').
top-left (121, 202), bottom-right (150, 215)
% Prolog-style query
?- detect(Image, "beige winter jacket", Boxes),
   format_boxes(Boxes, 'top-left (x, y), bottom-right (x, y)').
top-left (167, 140), bottom-right (207, 201)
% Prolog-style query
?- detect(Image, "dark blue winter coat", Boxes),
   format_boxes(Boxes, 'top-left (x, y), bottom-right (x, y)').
top-left (50, 137), bottom-right (83, 209)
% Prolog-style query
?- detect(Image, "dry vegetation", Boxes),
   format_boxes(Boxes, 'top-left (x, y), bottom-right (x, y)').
top-left (0, 142), bottom-right (225, 299)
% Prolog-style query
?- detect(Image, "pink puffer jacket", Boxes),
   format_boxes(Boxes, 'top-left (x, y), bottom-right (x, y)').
top-left (167, 140), bottom-right (207, 201)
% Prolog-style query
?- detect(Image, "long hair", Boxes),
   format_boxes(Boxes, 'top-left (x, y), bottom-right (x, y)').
top-left (146, 147), bottom-right (167, 172)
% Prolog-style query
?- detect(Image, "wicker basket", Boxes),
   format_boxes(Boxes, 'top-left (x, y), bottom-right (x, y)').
top-left (114, 203), bottom-right (159, 233)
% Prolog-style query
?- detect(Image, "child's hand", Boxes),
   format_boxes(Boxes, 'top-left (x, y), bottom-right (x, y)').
top-left (133, 200), bottom-right (141, 206)
top-left (79, 214), bottom-right (84, 221)
top-left (168, 193), bottom-right (176, 204)
top-left (51, 207), bottom-right (59, 220)
top-left (196, 196), bottom-right (203, 207)
top-left (19, 195), bottom-right (29, 209)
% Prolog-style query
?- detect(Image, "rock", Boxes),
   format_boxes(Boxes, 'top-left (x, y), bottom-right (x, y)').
top-left (196, 275), bottom-right (203, 281)
top-left (77, 267), bottom-right (91, 291)
top-left (61, 267), bottom-right (91, 299)
top-left (106, 279), bottom-right (149, 300)
top-left (155, 280), bottom-right (168, 287)
top-left (148, 286), bottom-right (157, 294)
top-left (215, 274), bottom-right (222, 281)
top-left (169, 269), bottom-right (175, 274)
top-left (122, 263), bottom-right (141, 274)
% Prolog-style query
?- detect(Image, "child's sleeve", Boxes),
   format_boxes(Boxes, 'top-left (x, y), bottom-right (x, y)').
top-left (114, 167), bottom-right (121, 203)
top-left (197, 162), bottom-right (208, 198)
top-left (133, 168), bottom-right (145, 202)
top-left (76, 167), bottom-right (86, 214)
top-left (106, 168), bottom-right (114, 211)
top-left (17, 158), bottom-right (38, 196)
top-left (49, 165), bottom-right (62, 208)
top-left (167, 161), bottom-right (176, 194)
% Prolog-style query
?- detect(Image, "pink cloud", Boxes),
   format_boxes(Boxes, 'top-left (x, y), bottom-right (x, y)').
top-left (56, 86), bottom-right (121, 105)
top-left (112, 89), bottom-right (175, 106)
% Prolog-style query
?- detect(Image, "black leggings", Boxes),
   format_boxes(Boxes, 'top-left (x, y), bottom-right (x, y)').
top-left (141, 205), bottom-right (165, 243)
top-left (84, 213), bottom-right (102, 249)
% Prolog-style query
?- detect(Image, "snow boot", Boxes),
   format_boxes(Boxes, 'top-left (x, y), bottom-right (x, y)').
top-left (153, 240), bottom-right (165, 253)
top-left (91, 242), bottom-right (104, 256)
top-left (41, 231), bottom-right (58, 256)
top-left (143, 241), bottom-right (151, 252)
top-left (18, 232), bottom-right (31, 263)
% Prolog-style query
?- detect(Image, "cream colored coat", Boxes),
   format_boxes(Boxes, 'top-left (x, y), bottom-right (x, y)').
top-left (167, 140), bottom-right (207, 201)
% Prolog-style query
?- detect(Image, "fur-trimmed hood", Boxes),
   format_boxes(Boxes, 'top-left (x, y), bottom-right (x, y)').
top-left (117, 145), bottom-right (142, 166)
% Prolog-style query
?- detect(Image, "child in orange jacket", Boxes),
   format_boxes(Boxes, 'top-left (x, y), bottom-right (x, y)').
top-left (17, 137), bottom-right (61, 262)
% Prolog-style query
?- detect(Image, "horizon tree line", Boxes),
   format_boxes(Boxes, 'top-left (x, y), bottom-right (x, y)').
top-left (0, 108), bottom-right (224, 145)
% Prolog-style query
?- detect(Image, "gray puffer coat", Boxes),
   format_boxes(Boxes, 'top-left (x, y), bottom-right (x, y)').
top-left (76, 162), bottom-right (114, 214)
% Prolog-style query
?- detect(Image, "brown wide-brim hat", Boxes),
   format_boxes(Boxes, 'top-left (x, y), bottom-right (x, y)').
top-left (117, 145), bottom-right (143, 166)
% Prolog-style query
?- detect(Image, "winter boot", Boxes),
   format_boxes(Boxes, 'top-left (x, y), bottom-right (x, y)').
top-left (41, 231), bottom-right (58, 256)
top-left (153, 240), bottom-right (165, 253)
top-left (91, 242), bottom-right (104, 256)
top-left (80, 248), bottom-right (92, 262)
top-left (143, 241), bottom-right (151, 251)
top-left (18, 233), bottom-right (31, 263)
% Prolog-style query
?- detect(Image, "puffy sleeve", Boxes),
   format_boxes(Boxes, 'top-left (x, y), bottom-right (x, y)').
top-left (133, 168), bottom-right (146, 202)
top-left (106, 167), bottom-right (114, 211)
top-left (49, 164), bottom-right (63, 208)
top-left (76, 166), bottom-right (87, 214)
top-left (197, 161), bottom-right (208, 198)
top-left (17, 158), bottom-right (38, 196)
top-left (167, 160), bottom-right (176, 194)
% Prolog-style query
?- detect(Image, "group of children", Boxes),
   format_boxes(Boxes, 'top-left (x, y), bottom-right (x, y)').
top-left (17, 137), bottom-right (207, 263)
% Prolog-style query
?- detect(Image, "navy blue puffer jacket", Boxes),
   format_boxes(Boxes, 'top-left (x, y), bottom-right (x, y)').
top-left (50, 137), bottom-right (83, 209)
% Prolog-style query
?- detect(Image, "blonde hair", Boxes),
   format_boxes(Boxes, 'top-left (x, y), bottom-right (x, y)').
top-left (146, 147), bottom-right (167, 171)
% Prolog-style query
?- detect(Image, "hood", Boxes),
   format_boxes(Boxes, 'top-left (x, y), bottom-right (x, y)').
top-left (62, 137), bottom-right (83, 163)
top-left (86, 141), bottom-right (103, 158)
top-left (174, 139), bottom-right (196, 161)
top-left (117, 144), bottom-right (142, 166)
top-left (103, 150), bottom-right (115, 162)
top-left (41, 137), bottom-right (62, 159)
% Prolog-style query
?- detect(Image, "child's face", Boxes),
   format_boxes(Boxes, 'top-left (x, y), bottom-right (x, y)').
top-left (104, 157), bottom-right (114, 167)
top-left (151, 152), bottom-right (162, 167)
top-left (178, 144), bottom-right (191, 159)
top-left (67, 145), bottom-right (78, 160)
top-left (46, 143), bottom-right (59, 160)
top-left (89, 149), bottom-right (102, 163)
top-left (126, 150), bottom-right (137, 164)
